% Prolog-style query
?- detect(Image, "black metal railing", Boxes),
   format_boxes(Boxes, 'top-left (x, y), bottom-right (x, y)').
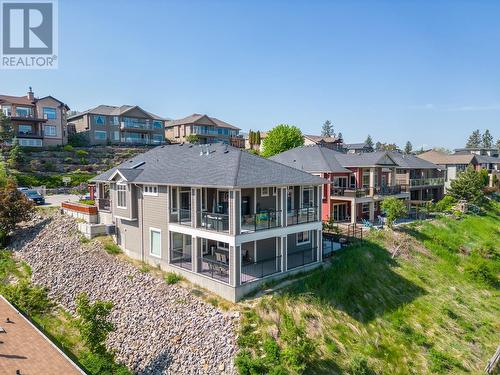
top-left (287, 247), bottom-right (317, 270)
top-left (242, 209), bottom-right (281, 232)
top-left (170, 249), bottom-right (192, 271)
top-left (374, 185), bottom-right (407, 195)
top-left (200, 211), bottom-right (229, 232)
top-left (241, 255), bottom-right (282, 284)
top-left (199, 257), bottom-right (229, 283)
top-left (287, 206), bottom-right (318, 226)
top-left (170, 208), bottom-right (191, 225)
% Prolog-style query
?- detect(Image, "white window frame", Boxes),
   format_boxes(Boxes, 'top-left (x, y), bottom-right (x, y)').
top-left (272, 186), bottom-right (277, 196)
top-left (95, 130), bottom-right (107, 140)
top-left (44, 125), bottom-right (56, 136)
top-left (261, 187), bottom-right (270, 197)
top-left (144, 185), bottom-right (158, 196)
top-left (149, 228), bottom-right (162, 258)
top-left (116, 183), bottom-right (127, 209)
top-left (296, 230), bottom-right (310, 245)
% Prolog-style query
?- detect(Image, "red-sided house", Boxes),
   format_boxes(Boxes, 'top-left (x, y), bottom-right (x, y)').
top-left (271, 146), bottom-right (411, 224)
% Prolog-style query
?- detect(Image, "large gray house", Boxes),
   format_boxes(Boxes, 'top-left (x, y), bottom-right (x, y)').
top-left (92, 144), bottom-right (325, 301)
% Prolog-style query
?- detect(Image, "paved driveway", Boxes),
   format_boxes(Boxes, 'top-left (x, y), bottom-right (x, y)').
top-left (44, 194), bottom-right (81, 207)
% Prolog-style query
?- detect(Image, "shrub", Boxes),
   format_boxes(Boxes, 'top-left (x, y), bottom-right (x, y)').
top-left (44, 161), bottom-right (56, 172)
top-left (104, 242), bottom-right (121, 255)
top-left (63, 145), bottom-right (74, 152)
top-left (348, 354), bottom-right (374, 375)
top-left (79, 199), bottom-right (95, 206)
top-left (80, 351), bottom-right (132, 375)
top-left (7, 141), bottom-right (24, 168)
top-left (164, 272), bottom-right (182, 285)
top-left (0, 179), bottom-right (35, 241)
top-left (64, 157), bottom-right (74, 163)
top-left (3, 280), bottom-right (53, 316)
top-left (68, 133), bottom-right (90, 147)
top-left (76, 292), bottom-right (114, 355)
top-left (80, 157), bottom-right (88, 165)
top-left (434, 195), bottom-right (456, 212)
top-left (381, 197), bottom-right (407, 228)
top-left (463, 256), bottom-right (498, 288)
top-left (29, 159), bottom-right (43, 172)
top-left (76, 149), bottom-right (89, 157)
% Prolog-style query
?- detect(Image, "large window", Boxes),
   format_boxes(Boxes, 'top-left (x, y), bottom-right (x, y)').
top-left (44, 125), bottom-right (56, 136)
top-left (18, 138), bottom-right (42, 147)
top-left (150, 229), bottom-right (161, 257)
top-left (95, 130), bottom-right (107, 140)
top-left (301, 186), bottom-right (314, 207)
top-left (93, 115), bottom-right (106, 125)
top-left (16, 107), bottom-right (32, 117)
top-left (297, 231), bottom-right (310, 245)
top-left (117, 184), bottom-right (127, 208)
top-left (43, 107), bottom-right (57, 119)
top-left (153, 120), bottom-right (163, 129)
top-left (113, 131), bottom-right (120, 141)
top-left (110, 116), bottom-right (120, 126)
top-left (18, 124), bottom-right (33, 135)
top-left (152, 134), bottom-right (163, 144)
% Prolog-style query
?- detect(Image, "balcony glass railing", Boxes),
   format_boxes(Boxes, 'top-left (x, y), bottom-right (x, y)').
top-left (374, 185), bottom-right (406, 195)
top-left (331, 186), bottom-right (370, 197)
top-left (200, 211), bottom-right (229, 232)
top-left (121, 119), bottom-right (153, 130)
top-left (287, 247), bottom-right (318, 270)
top-left (409, 178), bottom-right (445, 187)
top-left (287, 206), bottom-right (318, 226)
top-left (170, 208), bottom-right (191, 225)
top-left (241, 255), bottom-right (282, 284)
top-left (241, 209), bottom-right (281, 232)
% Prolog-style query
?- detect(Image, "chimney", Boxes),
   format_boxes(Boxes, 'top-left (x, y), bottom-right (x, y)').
top-left (27, 87), bottom-right (34, 101)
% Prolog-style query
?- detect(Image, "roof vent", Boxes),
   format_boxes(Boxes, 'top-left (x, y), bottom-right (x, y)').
top-left (132, 161), bottom-right (145, 169)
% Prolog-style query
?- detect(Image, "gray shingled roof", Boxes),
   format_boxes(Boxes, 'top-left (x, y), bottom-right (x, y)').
top-left (67, 105), bottom-right (166, 121)
top-left (269, 145), bottom-right (350, 173)
top-left (475, 154), bottom-right (500, 164)
top-left (92, 144), bottom-right (325, 188)
top-left (344, 142), bottom-right (369, 149)
top-left (333, 151), bottom-right (398, 167)
top-left (165, 114), bottom-right (240, 130)
top-left (387, 152), bottom-right (440, 169)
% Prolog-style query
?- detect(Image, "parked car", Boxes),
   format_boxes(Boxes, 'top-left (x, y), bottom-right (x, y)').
top-left (23, 190), bottom-right (45, 205)
top-left (17, 187), bottom-right (30, 192)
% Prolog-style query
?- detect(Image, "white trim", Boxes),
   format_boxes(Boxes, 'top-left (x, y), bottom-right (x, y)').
top-left (144, 185), bottom-right (159, 196)
top-left (261, 187), bottom-right (270, 197)
top-left (300, 186), bottom-right (314, 208)
top-left (149, 227), bottom-right (162, 258)
top-left (116, 183), bottom-right (127, 209)
top-left (113, 215), bottom-right (137, 221)
top-left (109, 170), bottom-right (128, 181)
top-left (296, 230), bottom-right (311, 245)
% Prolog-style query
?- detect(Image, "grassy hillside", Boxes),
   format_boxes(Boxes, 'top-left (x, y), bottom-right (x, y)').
top-left (237, 200), bottom-right (500, 375)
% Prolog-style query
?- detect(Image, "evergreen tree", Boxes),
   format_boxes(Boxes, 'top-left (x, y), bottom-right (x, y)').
top-left (404, 141), bottom-right (413, 154)
top-left (365, 135), bottom-right (374, 151)
top-left (256, 130), bottom-right (261, 145)
top-left (375, 141), bottom-right (382, 151)
top-left (447, 166), bottom-right (485, 204)
top-left (337, 132), bottom-right (343, 141)
top-left (7, 140), bottom-right (23, 169)
top-left (482, 129), bottom-right (493, 148)
top-left (321, 120), bottom-right (333, 137)
top-left (465, 129), bottom-right (481, 148)
top-left (0, 112), bottom-right (13, 144)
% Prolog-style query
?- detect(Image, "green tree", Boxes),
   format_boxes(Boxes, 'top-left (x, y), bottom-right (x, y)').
top-left (321, 120), bottom-right (333, 137)
top-left (404, 141), bottom-right (413, 154)
top-left (7, 140), bottom-right (24, 169)
top-left (337, 132), bottom-right (343, 141)
top-left (185, 134), bottom-right (200, 144)
top-left (261, 124), bottom-right (304, 157)
top-left (365, 135), bottom-right (374, 151)
top-left (0, 112), bottom-right (13, 144)
top-left (0, 161), bottom-right (8, 188)
top-left (256, 130), bottom-right (261, 145)
top-left (0, 179), bottom-right (35, 245)
top-left (466, 129), bottom-right (481, 148)
top-left (479, 168), bottom-right (489, 187)
top-left (375, 141), bottom-right (382, 151)
top-left (447, 166), bottom-right (485, 204)
top-left (76, 292), bottom-right (114, 355)
top-left (482, 129), bottom-right (493, 148)
top-left (381, 197), bottom-right (408, 228)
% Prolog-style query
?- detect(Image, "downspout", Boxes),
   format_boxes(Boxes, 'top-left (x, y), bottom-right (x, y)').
top-left (135, 184), bottom-right (145, 262)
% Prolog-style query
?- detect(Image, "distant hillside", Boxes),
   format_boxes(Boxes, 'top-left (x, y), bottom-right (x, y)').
top-left (2, 145), bottom-right (149, 188)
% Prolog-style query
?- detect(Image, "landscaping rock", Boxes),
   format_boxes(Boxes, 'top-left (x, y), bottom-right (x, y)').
top-left (11, 212), bottom-right (238, 375)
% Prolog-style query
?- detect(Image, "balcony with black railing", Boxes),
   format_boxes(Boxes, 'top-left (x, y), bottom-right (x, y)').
top-left (286, 206), bottom-right (318, 226)
top-left (287, 247), bottom-right (318, 270)
top-left (241, 209), bottom-right (281, 232)
top-left (200, 211), bottom-right (230, 233)
top-left (241, 255), bottom-right (282, 284)
top-left (331, 186), bottom-right (370, 198)
top-left (170, 208), bottom-right (192, 225)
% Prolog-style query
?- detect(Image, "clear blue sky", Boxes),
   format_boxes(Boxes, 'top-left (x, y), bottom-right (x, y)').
top-left (1, 0), bottom-right (499, 149)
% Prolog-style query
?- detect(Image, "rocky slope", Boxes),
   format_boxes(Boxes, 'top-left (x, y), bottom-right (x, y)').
top-left (11, 212), bottom-right (238, 375)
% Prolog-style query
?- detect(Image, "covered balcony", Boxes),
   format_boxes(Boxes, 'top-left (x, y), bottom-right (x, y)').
top-left (240, 187), bottom-right (283, 233)
top-left (240, 238), bottom-right (282, 284)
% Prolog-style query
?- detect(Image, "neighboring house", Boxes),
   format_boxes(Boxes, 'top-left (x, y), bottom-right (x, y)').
top-left (271, 146), bottom-right (410, 224)
top-left (454, 147), bottom-right (499, 158)
top-left (165, 114), bottom-right (243, 147)
top-left (68, 105), bottom-right (166, 145)
top-left (303, 134), bottom-right (343, 150)
top-left (244, 131), bottom-right (267, 152)
top-left (92, 144), bottom-right (324, 301)
top-left (388, 152), bottom-right (445, 201)
top-left (417, 150), bottom-right (480, 190)
top-left (342, 142), bottom-right (372, 154)
top-left (0, 87), bottom-right (69, 147)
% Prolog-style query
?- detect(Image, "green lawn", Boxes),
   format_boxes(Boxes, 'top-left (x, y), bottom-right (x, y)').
top-left (237, 201), bottom-right (500, 375)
